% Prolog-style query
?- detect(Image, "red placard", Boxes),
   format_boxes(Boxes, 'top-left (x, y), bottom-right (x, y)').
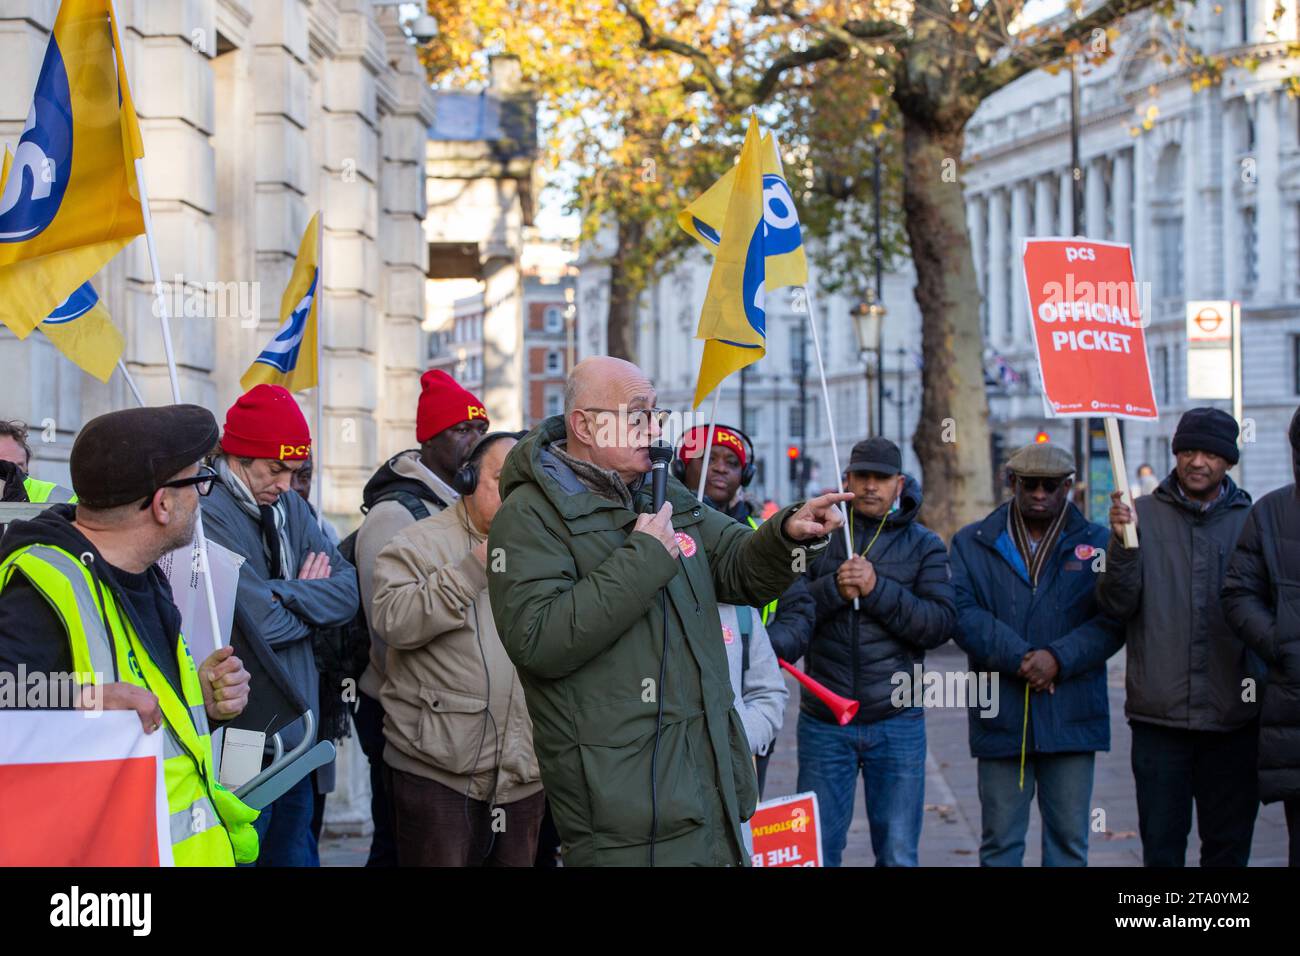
top-left (749, 791), bottom-right (821, 867)
top-left (0, 757), bottom-right (161, 866)
top-left (1021, 238), bottom-right (1158, 420)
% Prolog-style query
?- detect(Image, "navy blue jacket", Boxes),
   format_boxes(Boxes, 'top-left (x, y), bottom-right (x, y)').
top-left (950, 501), bottom-right (1123, 759)
top-left (770, 475), bottom-right (955, 724)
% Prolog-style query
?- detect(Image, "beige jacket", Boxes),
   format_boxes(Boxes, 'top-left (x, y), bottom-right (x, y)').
top-left (355, 451), bottom-right (457, 699)
top-left (371, 498), bottom-right (541, 804)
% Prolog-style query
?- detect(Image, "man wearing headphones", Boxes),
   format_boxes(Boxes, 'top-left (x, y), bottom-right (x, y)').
top-left (369, 431), bottom-right (543, 866)
top-left (676, 424), bottom-right (804, 799)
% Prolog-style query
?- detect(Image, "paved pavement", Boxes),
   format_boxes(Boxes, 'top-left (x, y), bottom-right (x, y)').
top-left (321, 642), bottom-right (1287, 866)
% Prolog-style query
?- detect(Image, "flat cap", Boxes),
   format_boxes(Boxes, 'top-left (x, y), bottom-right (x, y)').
top-left (71, 404), bottom-right (219, 508)
top-left (1006, 441), bottom-right (1075, 478)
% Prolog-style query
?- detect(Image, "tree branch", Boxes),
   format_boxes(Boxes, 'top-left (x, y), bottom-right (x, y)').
top-left (967, 0), bottom-right (1161, 98)
top-left (620, 1), bottom-right (735, 103)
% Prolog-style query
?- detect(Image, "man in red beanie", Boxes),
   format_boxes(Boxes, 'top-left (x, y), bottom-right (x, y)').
top-left (201, 383), bottom-right (359, 867)
top-left (346, 368), bottom-right (488, 866)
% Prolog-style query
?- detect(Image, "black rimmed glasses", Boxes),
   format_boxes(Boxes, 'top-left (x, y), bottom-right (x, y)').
top-left (139, 466), bottom-right (220, 509)
top-left (578, 407), bottom-right (671, 431)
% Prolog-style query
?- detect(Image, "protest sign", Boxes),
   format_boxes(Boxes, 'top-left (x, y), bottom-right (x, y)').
top-left (1022, 238), bottom-right (1157, 421)
top-left (1023, 238), bottom-right (1156, 547)
top-left (749, 791), bottom-right (821, 867)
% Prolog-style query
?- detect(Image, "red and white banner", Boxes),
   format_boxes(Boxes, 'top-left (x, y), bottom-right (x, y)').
top-left (749, 791), bottom-right (821, 867)
top-left (0, 710), bottom-right (172, 866)
top-left (1021, 238), bottom-right (1158, 420)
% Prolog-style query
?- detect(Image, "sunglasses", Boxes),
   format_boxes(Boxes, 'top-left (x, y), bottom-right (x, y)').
top-left (1016, 476), bottom-right (1065, 493)
top-left (139, 466), bottom-right (220, 509)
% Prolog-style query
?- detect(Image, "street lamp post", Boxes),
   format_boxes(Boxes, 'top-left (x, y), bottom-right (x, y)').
top-left (852, 298), bottom-right (886, 439)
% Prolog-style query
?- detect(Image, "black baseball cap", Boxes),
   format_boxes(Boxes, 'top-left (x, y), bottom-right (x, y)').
top-left (847, 437), bottom-right (901, 476)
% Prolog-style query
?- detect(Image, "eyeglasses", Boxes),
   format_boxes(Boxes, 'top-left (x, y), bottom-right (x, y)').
top-left (578, 407), bottom-right (671, 431)
top-left (139, 466), bottom-right (220, 509)
top-left (1017, 476), bottom-right (1065, 493)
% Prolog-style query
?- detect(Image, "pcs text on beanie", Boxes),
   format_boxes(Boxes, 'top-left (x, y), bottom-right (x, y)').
top-left (416, 369), bottom-right (488, 443)
top-left (221, 384), bottom-right (312, 460)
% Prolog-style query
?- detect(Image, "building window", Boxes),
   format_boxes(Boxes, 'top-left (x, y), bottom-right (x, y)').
top-left (1155, 217), bottom-right (1184, 300)
top-left (545, 390), bottom-right (563, 417)
top-left (1243, 207), bottom-right (1259, 293)
top-left (545, 350), bottom-right (563, 375)
top-left (544, 306), bottom-right (564, 333)
top-left (1155, 345), bottom-right (1170, 404)
top-left (789, 403), bottom-right (804, 439)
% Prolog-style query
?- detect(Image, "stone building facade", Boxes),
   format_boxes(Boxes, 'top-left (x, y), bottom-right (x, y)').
top-left (1, 0), bottom-right (436, 531)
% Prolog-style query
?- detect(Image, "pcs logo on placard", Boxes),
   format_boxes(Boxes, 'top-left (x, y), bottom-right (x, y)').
top-left (0, 37), bottom-right (73, 242)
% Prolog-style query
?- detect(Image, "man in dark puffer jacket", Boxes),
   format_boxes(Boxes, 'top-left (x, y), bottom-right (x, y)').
top-left (1222, 406), bottom-right (1300, 866)
top-left (1097, 408), bottom-right (1260, 867)
top-left (769, 437), bottom-right (955, 867)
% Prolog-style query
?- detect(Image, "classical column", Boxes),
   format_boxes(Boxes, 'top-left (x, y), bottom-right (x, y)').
top-left (1034, 176), bottom-right (1055, 236)
top-left (1113, 149), bottom-right (1133, 246)
top-left (1059, 168), bottom-right (1075, 236)
top-left (987, 189), bottom-right (1008, 347)
top-left (376, 12), bottom-right (438, 462)
top-left (1010, 181), bottom-right (1031, 342)
top-left (1223, 102), bottom-right (1242, 300)
top-left (122, 2), bottom-right (221, 407)
top-left (967, 196), bottom-right (986, 298)
top-left (1085, 156), bottom-right (1107, 240)
top-left (1182, 115), bottom-right (1200, 300)
top-left (1132, 134), bottom-right (1152, 293)
top-left (1255, 89), bottom-right (1282, 302)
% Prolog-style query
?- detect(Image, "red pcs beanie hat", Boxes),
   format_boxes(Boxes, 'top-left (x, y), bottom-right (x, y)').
top-left (221, 384), bottom-right (312, 460)
top-left (416, 369), bottom-right (488, 443)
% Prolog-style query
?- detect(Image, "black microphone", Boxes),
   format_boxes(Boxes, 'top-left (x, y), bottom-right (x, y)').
top-left (649, 440), bottom-right (673, 512)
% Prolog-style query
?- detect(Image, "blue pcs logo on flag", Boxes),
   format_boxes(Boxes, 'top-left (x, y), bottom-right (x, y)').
top-left (46, 280), bottom-right (97, 323)
top-left (734, 173), bottom-right (804, 340)
top-left (0, 40), bottom-right (73, 242)
top-left (254, 270), bottom-right (317, 374)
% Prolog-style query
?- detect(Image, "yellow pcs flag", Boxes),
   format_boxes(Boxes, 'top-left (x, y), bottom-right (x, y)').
top-left (0, 0), bottom-right (145, 338)
top-left (688, 118), bottom-right (809, 407)
top-left (1, 144), bottom-right (124, 383)
top-left (678, 125), bottom-right (809, 293)
top-left (241, 213), bottom-right (321, 394)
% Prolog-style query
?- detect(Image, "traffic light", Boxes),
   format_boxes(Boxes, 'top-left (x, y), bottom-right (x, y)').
top-left (1034, 430), bottom-right (1051, 444)
top-left (787, 445), bottom-right (800, 484)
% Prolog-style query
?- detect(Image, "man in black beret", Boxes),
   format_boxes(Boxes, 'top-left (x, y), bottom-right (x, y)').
top-left (0, 404), bottom-right (260, 865)
top-left (1098, 406), bottom-right (1260, 866)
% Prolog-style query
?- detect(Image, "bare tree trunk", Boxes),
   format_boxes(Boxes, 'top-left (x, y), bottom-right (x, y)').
top-left (900, 114), bottom-right (994, 541)
top-left (606, 219), bottom-right (645, 361)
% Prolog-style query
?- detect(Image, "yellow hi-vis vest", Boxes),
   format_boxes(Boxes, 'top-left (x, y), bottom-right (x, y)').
top-left (22, 476), bottom-right (76, 504)
top-left (0, 543), bottom-right (259, 866)
top-left (746, 515), bottom-right (779, 625)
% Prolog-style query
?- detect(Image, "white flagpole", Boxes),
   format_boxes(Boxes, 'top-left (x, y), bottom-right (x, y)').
top-left (694, 390), bottom-right (720, 502)
top-left (132, 153), bottom-right (226, 649)
top-left (800, 284), bottom-right (858, 607)
top-left (115, 359), bottom-right (145, 408)
top-left (313, 213), bottom-right (325, 530)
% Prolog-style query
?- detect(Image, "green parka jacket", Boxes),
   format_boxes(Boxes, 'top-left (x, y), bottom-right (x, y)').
top-left (487, 417), bottom-right (820, 866)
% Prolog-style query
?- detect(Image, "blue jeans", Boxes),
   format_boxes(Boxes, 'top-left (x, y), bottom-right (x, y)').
top-left (796, 708), bottom-right (926, 867)
top-left (977, 753), bottom-right (1094, 867)
top-left (245, 775), bottom-right (319, 867)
